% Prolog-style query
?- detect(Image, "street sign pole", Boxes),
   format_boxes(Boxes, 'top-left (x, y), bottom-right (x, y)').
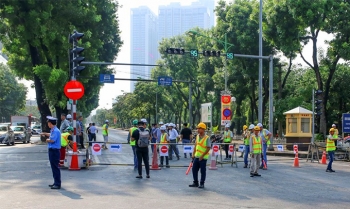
top-left (73, 100), bottom-right (77, 143)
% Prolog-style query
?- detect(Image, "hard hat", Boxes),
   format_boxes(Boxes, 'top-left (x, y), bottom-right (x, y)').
top-left (225, 124), bottom-right (230, 128)
top-left (257, 123), bottom-right (263, 127)
top-left (132, 119), bottom-right (138, 125)
top-left (254, 126), bottom-right (260, 131)
top-left (329, 128), bottom-right (335, 132)
top-left (160, 125), bottom-right (166, 131)
top-left (66, 114), bottom-right (72, 119)
top-left (141, 118), bottom-right (147, 123)
top-left (249, 124), bottom-right (255, 130)
top-left (332, 124), bottom-right (336, 127)
top-left (243, 125), bottom-right (248, 130)
top-left (197, 122), bottom-right (206, 129)
top-left (105, 120), bottom-right (109, 123)
top-left (66, 127), bottom-right (74, 132)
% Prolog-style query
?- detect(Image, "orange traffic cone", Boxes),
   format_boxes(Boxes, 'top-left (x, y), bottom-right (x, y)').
top-left (69, 142), bottom-right (80, 170)
top-left (293, 153), bottom-right (300, 167)
top-left (150, 144), bottom-right (161, 170)
top-left (321, 151), bottom-right (327, 164)
top-left (209, 150), bottom-right (217, 170)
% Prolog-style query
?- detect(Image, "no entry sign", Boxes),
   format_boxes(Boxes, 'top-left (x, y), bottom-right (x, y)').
top-left (92, 143), bottom-right (101, 155)
top-left (64, 80), bottom-right (85, 100)
top-left (213, 144), bottom-right (219, 156)
top-left (160, 145), bottom-right (168, 156)
top-left (228, 145), bottom-right (234, 155)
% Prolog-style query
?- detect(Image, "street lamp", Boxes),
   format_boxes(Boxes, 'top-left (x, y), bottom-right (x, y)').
top-left (187, 30), bottom-right (234, 94)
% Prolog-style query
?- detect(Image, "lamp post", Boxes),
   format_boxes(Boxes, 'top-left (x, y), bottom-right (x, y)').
top-left (187, 30), bottom-right (234, 94)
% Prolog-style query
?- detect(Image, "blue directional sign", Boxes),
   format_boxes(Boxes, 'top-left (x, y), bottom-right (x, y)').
top-left (110, 144), bottom-right (122, 152)
top-left (158, 76), bottom-right (172, 86)
top-left (99, 74), bottom-right (115, 83)
top-left (342, 113), bottom-right (350, 133)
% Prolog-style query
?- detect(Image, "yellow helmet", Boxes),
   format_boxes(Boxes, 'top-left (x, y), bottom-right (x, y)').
top-left (329, 128), bottom-right (335, 132)
top-left (197, 122), bottom-right (207, 129)
top-left (243, 125), bottom-right (248, 130)
top-left (254, 126), bottom-right (260, 131)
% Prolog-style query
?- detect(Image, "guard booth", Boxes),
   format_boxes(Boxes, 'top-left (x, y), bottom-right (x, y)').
top-left (283, 106), bottom-right (312, 151)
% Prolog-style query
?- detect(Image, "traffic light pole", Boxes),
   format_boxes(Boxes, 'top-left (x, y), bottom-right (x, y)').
top-left (71, 34), bottom-right (77, 144)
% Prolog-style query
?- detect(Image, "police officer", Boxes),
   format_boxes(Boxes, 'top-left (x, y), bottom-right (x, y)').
top-left (41, 116), bottom-right (61, 189)
top-left (189, 122), bottom-right (211, 189)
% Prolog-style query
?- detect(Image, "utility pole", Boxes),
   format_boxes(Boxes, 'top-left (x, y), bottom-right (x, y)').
top-left (276, 63), bottom-right (285, 139)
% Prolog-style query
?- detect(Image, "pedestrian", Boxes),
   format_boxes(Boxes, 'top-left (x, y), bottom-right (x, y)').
top-left (257, 123), bottom-right (272, 169)
top-left (180, 123), bottom-right (193, 158)
top-left (168, 123), bottom-right (180, 160)
top-left (159, 125), bottom-right (170, 168)
top-left (59, 127), bottom-right (74, 167)
top-left (41, 116), bottom-right (61, 189)
top-left (89, 123), bottom-right (98, 146)
top-left (66, 114), bottom-right (72, 127)
top-left (77, 116), bottom-right (85, 149)
top-left (250, 126), bottom-right (262, 177)
top-left (127, 119), bottom-right (139, 170)
top-left (102, 120), bottom-right (109, 149)
top-left (59, 113), bottom-right (70, 133)
top-left (240, 125), bottom-right (248, 158)
top-left (86, 123), bottom-right (92, 146)
top-left (326, 128), bottom-right (338, 172)
top-left (189, 122), bottom-right (211, 188)
top-left (244, 124), bottom-right (254, 168)
top-left (131, 120), bottom-right (150, 178)
top-left (223, 124), bottom-right (233, 160)
top-left (151, 123), bottom-right (158, 153)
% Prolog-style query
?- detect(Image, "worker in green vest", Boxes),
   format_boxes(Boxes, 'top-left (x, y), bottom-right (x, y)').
top-left (102, 120), bottom-right (109, 149)
top-left (223, 124), bottom-right (233, 160)
top-left (243, 124), bottom-right (254, 168)
top-left (127, 119), bottom-right (139, 170)
top-left (326, 128), bottom-right (338, 172)
top-left (59, 127), bottom-right (73, 167)
top-left (250, 126), bottom-right (262, 177)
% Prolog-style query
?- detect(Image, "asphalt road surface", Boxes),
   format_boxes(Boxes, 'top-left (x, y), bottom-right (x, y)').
top-left (0, 129), bottom-right (350, 209)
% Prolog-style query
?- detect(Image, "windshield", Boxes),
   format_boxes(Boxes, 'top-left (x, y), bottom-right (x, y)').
top-left (33, 126), bottom-right (41, 129)
top-left (11, 127), bottom-right (24, 131)
top-left (0, 126), bottom-right (7, 131)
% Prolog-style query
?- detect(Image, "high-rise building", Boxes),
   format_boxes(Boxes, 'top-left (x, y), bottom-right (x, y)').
top-left (130, 6), bottom-right (158, 92)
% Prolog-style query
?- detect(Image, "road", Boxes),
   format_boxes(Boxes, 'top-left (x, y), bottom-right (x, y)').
top-left (0, 129), bottom-right (350, 209)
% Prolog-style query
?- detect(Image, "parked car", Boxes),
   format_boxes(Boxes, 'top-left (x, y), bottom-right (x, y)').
top-left (31, 125), bottom-right (42, 135)
top-left (0, 125), bottom-right (15, 145)
top-left (10, 126), bottom-right (30, 144)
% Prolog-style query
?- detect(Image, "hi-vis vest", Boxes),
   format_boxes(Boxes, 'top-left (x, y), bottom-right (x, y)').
top-left (61, 132), bottom-right (70, 147)
top-left (224, 130), bottom-right (232, 142)
top-left (244, 131), bottom-right (250, 145)
top-left (262, 129), bottom-right (271, 145)
top-left (160, 133), bottom-right (168, 144)
top-left (130, 127), bottom-right (137, 146)
top-left (326, 135), bottom-right (336, 152)
top-left (252, 135), bottom-right (262, 154)
top-left (334, 129), bottom-right (339, 138)
top-left (102, 124), bottom-right (108, 135)
top-left (195, 135), bottom-right (210, 159)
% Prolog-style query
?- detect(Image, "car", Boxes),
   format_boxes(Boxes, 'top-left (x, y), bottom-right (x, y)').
top-left (31, 125), bottom-right (42, 135)
top-left (0, 125), bottom-right (15, 146)
top-left (10, 126), bottom-right (31, 144)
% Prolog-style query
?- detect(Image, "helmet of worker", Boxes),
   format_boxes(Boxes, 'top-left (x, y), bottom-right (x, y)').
top-left (66, 127), bottom-right (74, 132)
top-left (197, 122), bottom-right (207, 130)
top-left (254, 126), bottom-right (260, 131)
top-left (243, 125), bottom-right (248, 130)
top-left (329, 128), bottom-right (335, 132)
top-left (160, 125), bottom-right (166, 131)
top-left (249, 124), bottom-right (255, 130)
top-left (140, 118), bottom-right (147, 123)
top-left (225, 124), bottom-right (230, 128)
top-left (105, 120), bottom-right (109, 123)
top-left (332, 124), bottom-right (336, 127)
top-left (132, 119), bottom-right (138, 125)
top-left (257, 123), bottom-right (263, 127)
top-left (66, 114), bottom-right (72, 119)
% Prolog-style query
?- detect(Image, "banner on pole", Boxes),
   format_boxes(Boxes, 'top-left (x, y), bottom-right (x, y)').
top-left (201, 103), bottom-right (212, 123)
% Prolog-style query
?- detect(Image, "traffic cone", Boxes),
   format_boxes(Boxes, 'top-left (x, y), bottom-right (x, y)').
top-left (321, 151), bottom-right (327, 164)
top-left (150, 144), bottom-right (161, 170)
top-left (293, 153), bottom-right (300, 167)
top-left (69, 142), bottom-right (80, 170)
top-left (209, 150), bottom-right (217, 170)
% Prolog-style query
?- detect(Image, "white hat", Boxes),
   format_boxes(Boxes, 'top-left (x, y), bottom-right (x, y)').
top-left (159, 121), bottom-right (164, 125)
top-left (169, 123), bottom-right (175, 127)
top-left (248, 124), bottom-right (255, 130)
top-left (257, 123), bottom-right (263, 127)
top-left (165, 123), bottom-right (169, 126)
top-left (66, 114), bottom-right (72, 119)
top-left (46, 116), bottom-right (57, 121)
top-left (160, 125), bottom-right (166, 131)
top-left (225, 124), bottom-right (230, 128)
top-left (105, 120), bottom-right (109, 123)
top-left (141, 118), bottom-right (147, 123)
top-left (332, 124), bottom-right (336, 127)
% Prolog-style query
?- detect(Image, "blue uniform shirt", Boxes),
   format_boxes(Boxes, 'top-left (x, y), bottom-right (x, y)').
top-left (48, 126), bottom-right (61, 149)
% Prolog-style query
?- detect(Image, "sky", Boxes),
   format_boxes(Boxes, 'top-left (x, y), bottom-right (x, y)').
top-left (19, 0), bottom-right (333, 116)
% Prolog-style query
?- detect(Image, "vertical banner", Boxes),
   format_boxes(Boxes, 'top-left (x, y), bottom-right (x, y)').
top-left (92, 143), bottom-right (101, 155)
top-left (221, 95), bottom-right (232, 125)
top-left (201, 103), bottom-right (212, 123)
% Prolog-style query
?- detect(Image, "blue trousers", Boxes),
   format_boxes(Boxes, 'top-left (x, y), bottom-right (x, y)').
top-left (182, 139), bottom-right (192, 157)
top-left (244, 145), bottom-right (250, 165)
top-left (327, 151), bottom-right (334, 170)
top-left (131, 145), bottom-right (138, 169)
top-left (49, 148), bottom-right (61, 186)
top-left (261, 143), bottom-right (268, 167)
top-left (192, 158), bottom-right (207, 185)
top-left (151, 138), bottom-right (157, 153)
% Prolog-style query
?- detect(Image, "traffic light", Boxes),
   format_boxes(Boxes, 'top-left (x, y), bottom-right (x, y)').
top-left (314, 90), bottom-right (323, 116)
top-left (165, 48), bottom-right (185, 55)
top-left (190, 49), bottom-right (198, 58)
top-left (202, 50), bottom-right (221, 57)
top-left (69, 31), bottom-right (85, 77)
top-left (226, 52), bottom-right (234, 60)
